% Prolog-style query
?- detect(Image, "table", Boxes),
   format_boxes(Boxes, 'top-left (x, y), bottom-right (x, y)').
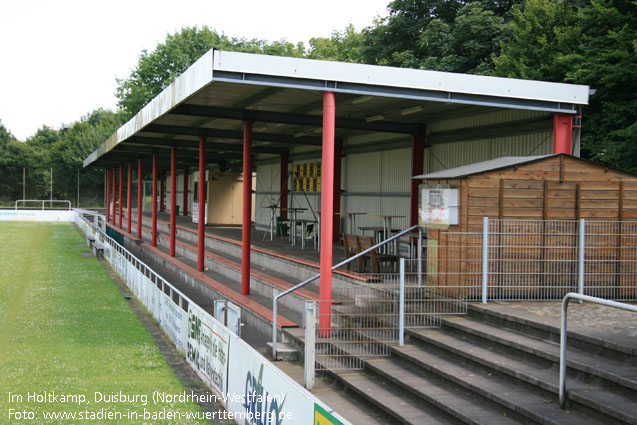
top-left (281, 208), bottom-right (307, 246)
top-left (335, 212), bottom-right (366, 235)
top-left (261, 204), bottom-right (279, 241)
top-left (371, 215), bottom-right (405, 254)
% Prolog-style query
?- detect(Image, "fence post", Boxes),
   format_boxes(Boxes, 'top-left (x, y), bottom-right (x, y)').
top-left (304, 301), bottom-right (316, 390)
top-left (482, 216), bottom-right (489, 304)
top-left (399, 258), bottom-right (405, 346)
top-left (417, 227), bottom-right (423, 286)
top-left (578, 218), bottom-right (585, 295)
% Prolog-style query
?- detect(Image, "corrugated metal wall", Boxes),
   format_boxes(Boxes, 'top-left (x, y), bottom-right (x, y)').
top-left (254, 109), bottom-right (555, 231)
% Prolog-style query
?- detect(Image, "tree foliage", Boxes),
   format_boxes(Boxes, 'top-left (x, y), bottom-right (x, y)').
top-left (0, 110), bottom-right (125, 205)
top-left (115, 26), bottom-right (305, 116)
top-left (494, 0), bottom-right (636, 172)
top-left (359, 0), bottom-right (520, 74)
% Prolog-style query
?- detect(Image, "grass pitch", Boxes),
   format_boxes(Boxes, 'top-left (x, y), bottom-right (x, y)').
top-left (0, 222), bottom-right (207, 424)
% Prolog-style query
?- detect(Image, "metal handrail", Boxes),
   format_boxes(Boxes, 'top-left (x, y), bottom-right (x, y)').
top-left (559, 293), bottom-right (637, 408)
top-left (272, 224), bottom-right (422, 359)
top-left (15, 199), bottom-right (71, 210)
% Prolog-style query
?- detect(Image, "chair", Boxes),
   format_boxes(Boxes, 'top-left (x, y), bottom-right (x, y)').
top-left (358, 235), bottom-right (398, 273)
top-left (343, 234), bottom-right (363, 271)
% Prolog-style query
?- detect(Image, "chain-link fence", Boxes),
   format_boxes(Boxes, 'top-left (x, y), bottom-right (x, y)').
top-left (0, 167), bottom-right (105, 208)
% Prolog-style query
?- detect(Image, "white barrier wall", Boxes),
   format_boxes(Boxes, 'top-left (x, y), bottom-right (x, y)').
top-left (0, 209), bottom-right (75, 222)
top-left (75, 212), bottom-right (348, 425)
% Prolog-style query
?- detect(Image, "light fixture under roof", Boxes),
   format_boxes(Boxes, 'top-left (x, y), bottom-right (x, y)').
top-left (352, 95), bottom-right (373, 105)
top-left (401, 105), bottom-right (424, 115)
top-left (365, 114), bottom-right (384, 122)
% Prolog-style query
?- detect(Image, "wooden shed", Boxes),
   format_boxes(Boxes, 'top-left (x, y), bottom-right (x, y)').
top-left (413, 154), bottom-right (637, 299)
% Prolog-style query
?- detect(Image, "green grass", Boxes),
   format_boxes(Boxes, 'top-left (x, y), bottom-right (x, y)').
top-left (0, 223), bottom-right (207, 424)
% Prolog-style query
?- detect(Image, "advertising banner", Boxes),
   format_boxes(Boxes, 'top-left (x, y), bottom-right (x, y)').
top-left (0, 210), bottom-right (75, 222)
top-left (158, 288), bottom-right (187, 353)
top-left (187, 303), bottom-right (230, 398)
top-left (226, 338), bottom-right (314, 425)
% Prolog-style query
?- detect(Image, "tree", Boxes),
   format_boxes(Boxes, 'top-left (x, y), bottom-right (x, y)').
top-left (494, 0), bottom-right (636, 172)
top-left (307, 25), bottom-right (367, 63)
top-left (359, 0), bottom-right (519, 74)
top-left (115, 26), bottom-right (305, 116)
top-left (26, 125), bottom-right (60, 148)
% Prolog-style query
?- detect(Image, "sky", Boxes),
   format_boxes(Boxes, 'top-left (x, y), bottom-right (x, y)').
top-left (0, 0), bottom-right (389, 141)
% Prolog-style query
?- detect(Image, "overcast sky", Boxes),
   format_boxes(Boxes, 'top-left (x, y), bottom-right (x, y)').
top-left (0, 0), bottom-right (389, 140)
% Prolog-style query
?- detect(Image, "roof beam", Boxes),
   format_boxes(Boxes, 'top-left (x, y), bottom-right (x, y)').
top-left (127, 136), bottom-right (288, 155)
top-left (112, 145), bottom-right (243, 161)
top-left (143, 123), bottom-right (324, 146)
top-left (171, 104), bottom-right (423, 134)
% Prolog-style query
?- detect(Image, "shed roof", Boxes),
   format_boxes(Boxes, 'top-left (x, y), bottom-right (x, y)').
top-left (83, 50), bottom-right (590, 170)
top-left (412, 155), bottom-right (556, 179)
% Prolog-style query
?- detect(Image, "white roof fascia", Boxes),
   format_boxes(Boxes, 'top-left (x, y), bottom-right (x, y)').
top-left (212, 50), bottom-right (589, 106)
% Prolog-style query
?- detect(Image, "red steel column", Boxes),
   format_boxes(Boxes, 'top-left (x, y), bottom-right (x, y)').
top-left (410, 134), bottom-right (426, 227)
top-left (160, 172), bottom-right (166, 212)
top-left (152, 153), bottom-right (158, 247)
top-left (183, 167), bottom-right (189, 216)
top-left (332, 144), bottom-right (342, 243)
top-left (319, 91), bottom-right (335, 335)
top-left (111, 168), bottom-right (116, 225)
top-left (280, 154), bottom-right (288, 218)
top-left (106, 170), bottom-right (110, 222)
top-left (170, 147), bottom-right (177, 257)
top-left (137, 159), bottom-right (143, 239)
top-left (118, 165), bottom-right (123, 229)
top-left (553, 113), bottom-right (573, 154)
top-left (242, 121), bottom-right (253, 295)
top-left (127, 161), bottom-right (132, 234)
top-left (198, 137), bottom-right (206, 272)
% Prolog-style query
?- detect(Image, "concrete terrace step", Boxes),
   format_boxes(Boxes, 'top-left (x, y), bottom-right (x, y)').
top-left (105, 222), bottom-right (298, 330)
top-left (138, 221), bottom-right (321, 306)
top-left (407, 327), bottom-right (637, 425)
top-left (335, 372), bottom-right (461, 425)
top-left (391, 344), bottom-right (606, 425)
top-left (136, 213), bottom-right (370, 284)
top-left (439, 316), bottom-right (637, 394)
top-left (468, 303), bottom-right (637, 360)
top-left (364, 358), bottom-right (522, 425)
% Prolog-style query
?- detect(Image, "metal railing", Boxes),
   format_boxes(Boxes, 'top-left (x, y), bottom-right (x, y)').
top-left (310, 257), bottom-right (470, 372)
top-left (430, 218), bottom-right (637, 303)
top-left (559, 293), bottom-right (637, 408)
top-left (272, 224), bottom-right (422, 360)
top-left (75, 210), bottom-right (192, 322)
top-left (15, 199), bottom-right (71, 210)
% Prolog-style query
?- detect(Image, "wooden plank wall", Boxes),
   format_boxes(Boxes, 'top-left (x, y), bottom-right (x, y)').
top-left (425, 156), bottom-right (637, 297)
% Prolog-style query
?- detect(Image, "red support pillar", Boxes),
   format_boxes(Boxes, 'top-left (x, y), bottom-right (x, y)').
top-left (198, 137), bottom-right (206, 272)
top-left (111, 168), bottom-right (116, 225)
top-left (127, 161), bottom-right (132, 234)
top-left (106, 170), bottom-right (110, 222)
top-left (242, 121), bottom-right (253, 295)
top-left (319, 92), bottom-right (335, 335)
top-left (118, 165), bottom-right (123, 229)
top-left (553, 113), bottom-right (573, 154)
top-left (170, 147), bottom-right (177, 257)
top-left (137, 159), bottom-right (142, 239)
top-left (410, 134), bottom-right (426, 227)
top-left (332, 144), bottom-right (342, 243)
top-left (280, 154), bottom-right (288, 218)
top-left (160, 172), bottom-right (166, 212)
top-left (183, 167), bottom-right (189, 216)
top-left (152, 153), bottom-right (158, 247)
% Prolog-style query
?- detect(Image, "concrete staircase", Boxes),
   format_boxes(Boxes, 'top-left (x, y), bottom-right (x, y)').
top-left (284, 303), bottom-right (636, 425)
